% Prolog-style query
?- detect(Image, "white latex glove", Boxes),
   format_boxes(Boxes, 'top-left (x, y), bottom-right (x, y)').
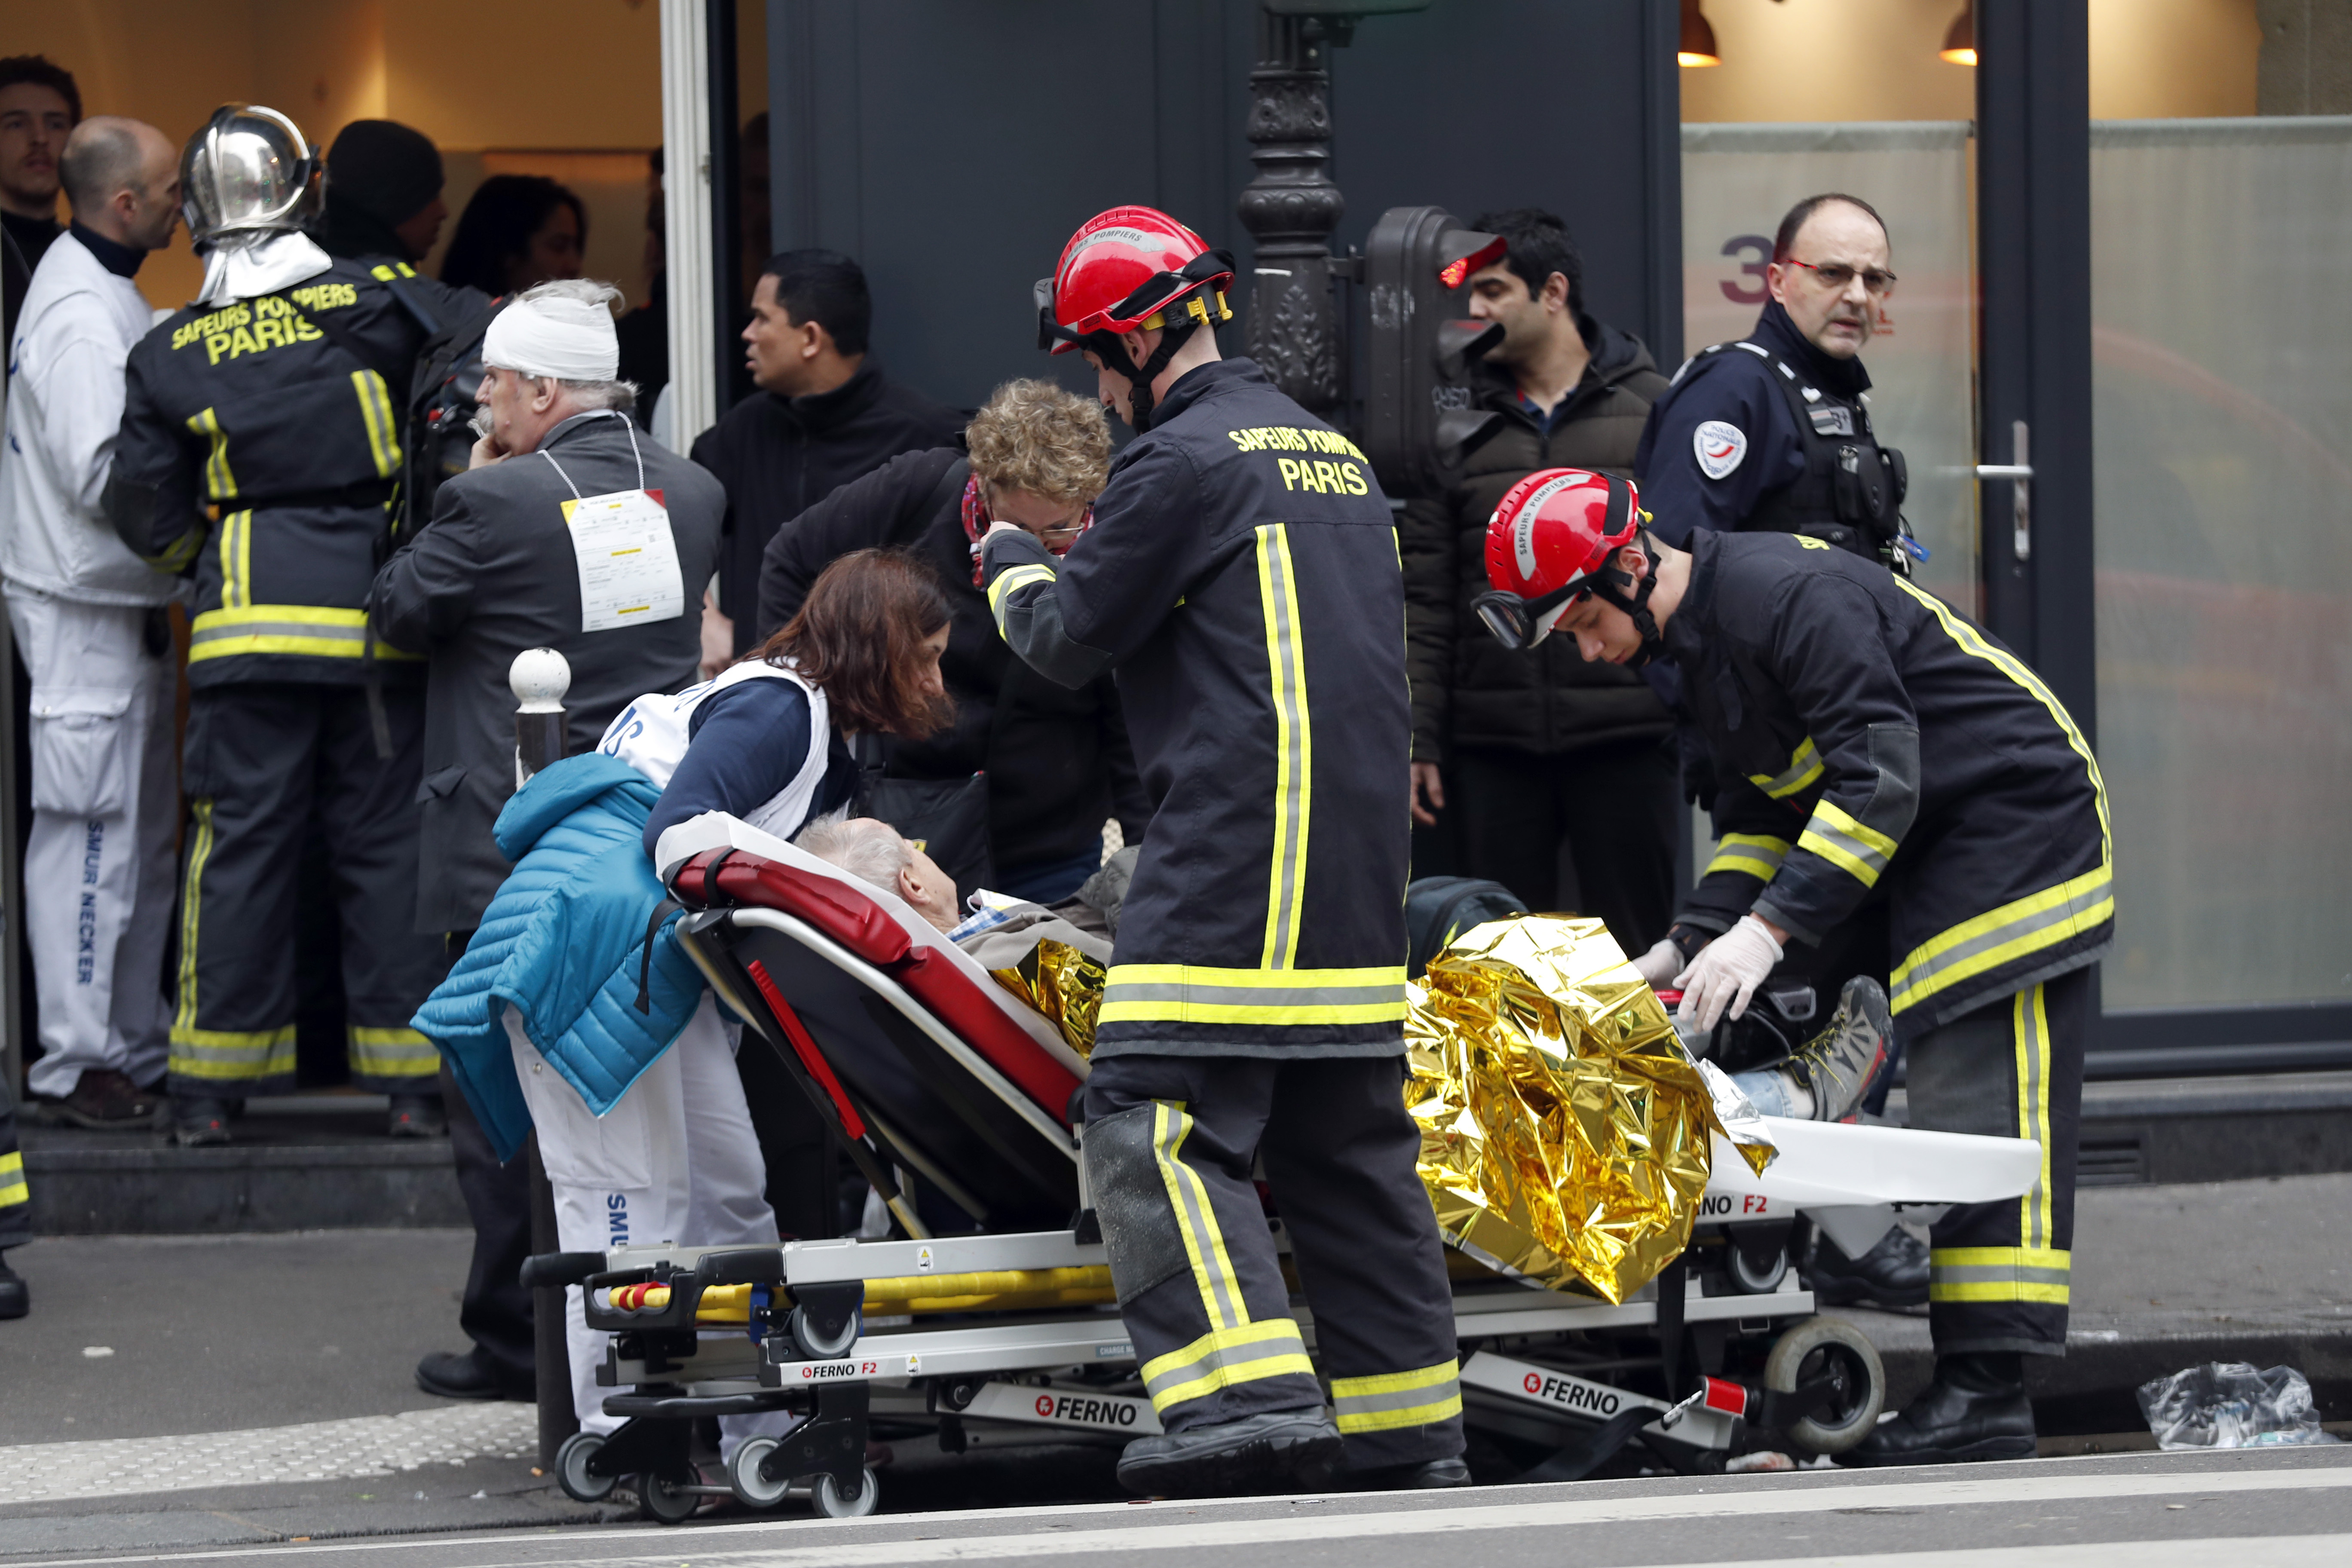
top-left (1671, 914), bottom-right (1784, 1031)
top-left (1631, 936), bottom-right (1684, 989)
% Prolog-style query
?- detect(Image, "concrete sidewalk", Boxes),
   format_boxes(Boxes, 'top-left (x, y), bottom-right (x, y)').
top-left (0, 1175), bottom-right (2345, 1556)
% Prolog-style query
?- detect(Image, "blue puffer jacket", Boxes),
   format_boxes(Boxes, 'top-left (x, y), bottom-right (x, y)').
top-left (412, 753), bottom-right (707, 1162)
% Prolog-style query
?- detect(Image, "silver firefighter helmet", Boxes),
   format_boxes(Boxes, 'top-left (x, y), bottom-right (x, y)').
top-left (181, 104), bottom-right (320, 248)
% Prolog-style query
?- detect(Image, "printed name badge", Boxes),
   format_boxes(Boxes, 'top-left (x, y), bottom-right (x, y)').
top-left (563, 487), bottom-right (685, 633)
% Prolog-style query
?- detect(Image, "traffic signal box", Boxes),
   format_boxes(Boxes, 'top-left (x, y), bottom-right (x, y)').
top-left (1363, 206), bottom-right (1509, 499)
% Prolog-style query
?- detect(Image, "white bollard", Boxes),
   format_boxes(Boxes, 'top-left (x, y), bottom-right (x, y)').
top-left (510, 648), bottom-right (573, 787)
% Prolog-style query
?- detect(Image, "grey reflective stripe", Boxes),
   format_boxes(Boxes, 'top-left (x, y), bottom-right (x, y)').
top-left (1801, 816), bottom-right (1893, 882)
top-left (1106, 978), bottom-right (1405, 1009)
top-left (1333, 1375), bottom-right (1461, 1421)
top-left (1928, 1261), bottom-right (2070, 1289)
top-left (1140, 1323), bottom-right (1310, 1403)
top-left (1751, 738), bottom-right (1823, 799)
top-left (1888, 867), bottom-right (2114, 1011)
top-left (1156, 1105), bottom-right (1240, 1332)
top-left (2017, 989), bottom-right (2049, 1249)
top-left (187, 619), bottom-right (368, 646)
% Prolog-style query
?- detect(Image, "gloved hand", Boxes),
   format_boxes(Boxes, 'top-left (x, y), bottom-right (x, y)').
top-left (1631, 936), bottom-right (1684, 989)
top-left (1672, 914), bottom-right (1784, 1031)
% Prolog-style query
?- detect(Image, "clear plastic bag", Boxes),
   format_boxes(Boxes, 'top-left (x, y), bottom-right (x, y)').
top-left (2136, 1362), bottom-right (2341, 1450)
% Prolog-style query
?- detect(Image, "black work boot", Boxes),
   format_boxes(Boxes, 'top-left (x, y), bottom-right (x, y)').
top-left (1805, 1226), bottom-right (1930, 1309)
top-left (1117, 1408), bottom-right (1345, 1497)
top-left (172, 1097), bottom-right (234, 1147)
top-left (388, 1093), bottom-right (447, 1139)
top-left (416, 1346), bottom-right (533, 1401)
top-left (0, 1254), bottom-right (26, 1320)
top-left (1351, 1455), bottom-right (1472, 1490)
top-left (1841, 1352), bottom-right (2037, 1466)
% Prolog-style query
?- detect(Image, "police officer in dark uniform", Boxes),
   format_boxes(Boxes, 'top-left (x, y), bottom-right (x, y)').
top-left (1482, 479), bottom-right (2107, 1466)
top-left (104, 106), bottom-right (470, 1144)
top-left (1630, 192), bottom-right (1922, 1308)
top-left (984, 208), bottom-right (1465, 1498)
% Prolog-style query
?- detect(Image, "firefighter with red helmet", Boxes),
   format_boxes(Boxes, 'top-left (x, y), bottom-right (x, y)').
top-left (981, 207), bottom-right (1467, 1497)
top-left (1481, 468), bottom-right (2109, 1466)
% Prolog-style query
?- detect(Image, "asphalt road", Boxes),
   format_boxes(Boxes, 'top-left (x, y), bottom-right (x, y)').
top-left (14, 1447), bottom-right (2352, 1567)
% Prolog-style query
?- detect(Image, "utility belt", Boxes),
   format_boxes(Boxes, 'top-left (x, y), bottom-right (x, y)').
top-left (1699, 341), bottom-right (1920, 572)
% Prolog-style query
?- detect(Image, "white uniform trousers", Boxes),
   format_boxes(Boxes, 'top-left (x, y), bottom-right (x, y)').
top-left (6, 589), bottom-right (176, 1099)
top-left (507, 991), bottom-right (793, 1454)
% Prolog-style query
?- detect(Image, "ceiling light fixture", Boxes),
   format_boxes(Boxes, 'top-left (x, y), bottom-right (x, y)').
top-left (1941, 2), bottom-right (1976, 66)
top-left (1679, 0), bottom-right (1720, 67)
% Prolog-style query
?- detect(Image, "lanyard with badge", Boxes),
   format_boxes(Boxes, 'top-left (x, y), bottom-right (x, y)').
top-left (538, 413), bottom-right (686, 632)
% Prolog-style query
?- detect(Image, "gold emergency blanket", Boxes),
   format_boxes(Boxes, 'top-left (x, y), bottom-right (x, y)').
top-left (1406, 915), bottom-right (1774, 1305)
top-left (989, 940), bottom-right (1104, 1059)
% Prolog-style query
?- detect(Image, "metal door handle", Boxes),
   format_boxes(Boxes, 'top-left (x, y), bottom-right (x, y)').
top-left (1976, 423), bottom-right (2031, 562)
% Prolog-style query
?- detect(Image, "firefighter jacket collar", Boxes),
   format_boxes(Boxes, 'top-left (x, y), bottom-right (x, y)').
top-left (1139, 354), bottom-right (1267, 426)
top-left (1749, 299), bottom-right (1870, 402)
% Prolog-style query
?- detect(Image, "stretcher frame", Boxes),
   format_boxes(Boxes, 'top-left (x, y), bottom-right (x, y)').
top-left (536, 814), bottom-right (2038, 1522)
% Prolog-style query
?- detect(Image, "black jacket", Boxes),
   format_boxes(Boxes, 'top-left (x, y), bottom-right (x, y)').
top-left (691, 360), bottom-right (963, 654)
top-left (1400, 317), bottom-right (1672, 762)
top-left (983, 358), bottom-right (1412, 1060)
top-left (368, 412), bottom-right (724, 932)
top-left (1669, 531), bottom-right (2112, 1029)
top-left (758, 445), bottom-right (1149, 873)
top-left (106, 256), bottom-right (474, 687)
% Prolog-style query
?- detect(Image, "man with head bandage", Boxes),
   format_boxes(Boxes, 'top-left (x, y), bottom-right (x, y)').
top-left (371, 279), bottom-right (725, 1404)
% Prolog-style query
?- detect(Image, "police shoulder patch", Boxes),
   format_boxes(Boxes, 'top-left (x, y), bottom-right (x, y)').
top-left (1694, 420), bottom-right (1747, 481)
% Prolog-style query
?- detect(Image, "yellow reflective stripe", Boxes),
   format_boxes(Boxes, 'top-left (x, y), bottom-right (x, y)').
top-left (216, 509), bottom-right (252, 609)
top-left (0, 1152), bottom-right (20, 1177)
top-left (1153, 1102), bottom-right (1246, 1334)
top-left (351, 370), bottom-right (402, 478)
top-left (350, 1026), bottom-right (439, 1077)
top-left (1928, 1245), bottom-right (2070, 1304)
top-left (169, 1026), bottom-right (298, 1081)
top-left (1748, 737), bottom-right (1824, 799)
top-left (147, 529), bottom-right (202, 575)
top-left (188, 604), bottom-right (422, 664)
top-left (172, 799), bottom-right (215, 1048)
top-left (987, 563), bottom-right (1057, 622)
top-left (1255, 524), bottom-right (1311, 969)
top-left (1099, 964), bottom-right (1409, 1027)
top-left (1797, 799), bottom-right (1897, 889)
top-left (1704, 833), bottom-right (1788, 882)
top-left (1889, 864), bottom-right (2113, 1014)
top-left (2015, 984), bottom-right (2054, 1252)
top-left (1330, 1360), bottom-right (1463, 1433)
top-left (1893, 576), bottom-right (2111, 854)
top-left (1140, 1319), bottom-right (1315, 1412)
top-left (186, 407), bottom-right (236, 500)
top-left (0, 1149), bottom-right (24, 1208)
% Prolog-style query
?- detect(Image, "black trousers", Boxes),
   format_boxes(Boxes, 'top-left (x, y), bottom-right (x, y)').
top-left (440, 924), bottom-right (534, 1386)
top-left (168, 683), bottom-right (444, 1096)
top-left (1453, 738), bottom-right (1678, 956)
top-left (1082, 1053), bottom-right (1464, 1471)
top-left (0, 1070), bottom-right (29, 1250)
top-left (1904, 965), bottom-right (2089, 1358)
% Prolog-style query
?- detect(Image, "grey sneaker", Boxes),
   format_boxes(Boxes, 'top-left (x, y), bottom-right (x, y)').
top-left (1780, 976), bottom-right (1893, 1123)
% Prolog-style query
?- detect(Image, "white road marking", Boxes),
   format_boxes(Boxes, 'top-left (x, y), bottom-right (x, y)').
top-left (0, 1406), bottom-right (535, 1506)
top-left (52, 1458), bottom-right (2352, 1565)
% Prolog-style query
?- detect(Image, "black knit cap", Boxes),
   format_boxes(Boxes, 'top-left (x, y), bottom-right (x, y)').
top-left (326, 119), bottom-right (443, 226)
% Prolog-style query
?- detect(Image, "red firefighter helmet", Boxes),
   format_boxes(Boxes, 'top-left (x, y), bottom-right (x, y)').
top-left (1038, 206), bottom-right (1234, 354)
top-left (1476, 468), bottom-right (1655, 654)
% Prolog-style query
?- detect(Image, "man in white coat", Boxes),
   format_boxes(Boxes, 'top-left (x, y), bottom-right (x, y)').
top-left (0, 116), bottom-right (183, 1127)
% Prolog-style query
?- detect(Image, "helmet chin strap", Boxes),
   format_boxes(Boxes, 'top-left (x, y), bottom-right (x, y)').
top-left (1097, 318), bottom-right (1198, 432)
top-left (1592, 532), bottom-right (1666, 667)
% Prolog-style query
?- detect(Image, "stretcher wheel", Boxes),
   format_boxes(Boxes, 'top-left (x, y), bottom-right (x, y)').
top-left (553, 1430), bottom-right (614, 1503)
top-left (788, 1301), bottom-right (862, 1360)
top-left (1765, 1315), bottom-right (1885, 1455)
top-left (727, 1435), bottom-right (792, 1509)
top-left (637, 1467), bottom-right (701, 1525)
top-left (812, 1466), bottom-right (881, 1519)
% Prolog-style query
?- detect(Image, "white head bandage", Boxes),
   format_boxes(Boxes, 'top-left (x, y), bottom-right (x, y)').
top-left (483, 291), bottom-right (619, 381)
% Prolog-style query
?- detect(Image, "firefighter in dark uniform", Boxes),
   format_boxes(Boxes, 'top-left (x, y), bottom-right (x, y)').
top-left (1630, 191), bottom-right (1921, 1308)
top-left (983, 208), bottom-right (1464, 1498)
top-left (104, 106), bottom-right (464, 1144)
top-left (0, 1074), bottom-right (28, 1316)
top-left (1482, 471), bottom-right (2108, 1465)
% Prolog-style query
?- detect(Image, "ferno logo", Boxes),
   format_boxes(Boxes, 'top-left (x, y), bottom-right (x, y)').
top-left (1033, 1392), bottom-right (1142, 1428)
top-left (1522, 1371), bottom-right (1621, 1416)
top-left (797, 1360), bottom-right (878, 1381)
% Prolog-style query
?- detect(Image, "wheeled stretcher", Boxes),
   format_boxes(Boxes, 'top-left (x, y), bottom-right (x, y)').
top-left (528, 812), bottom-right (2041, 1524)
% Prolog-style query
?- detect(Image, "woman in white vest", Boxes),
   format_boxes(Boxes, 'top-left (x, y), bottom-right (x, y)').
top-left (515, 549), bottom-right (952, 1460)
